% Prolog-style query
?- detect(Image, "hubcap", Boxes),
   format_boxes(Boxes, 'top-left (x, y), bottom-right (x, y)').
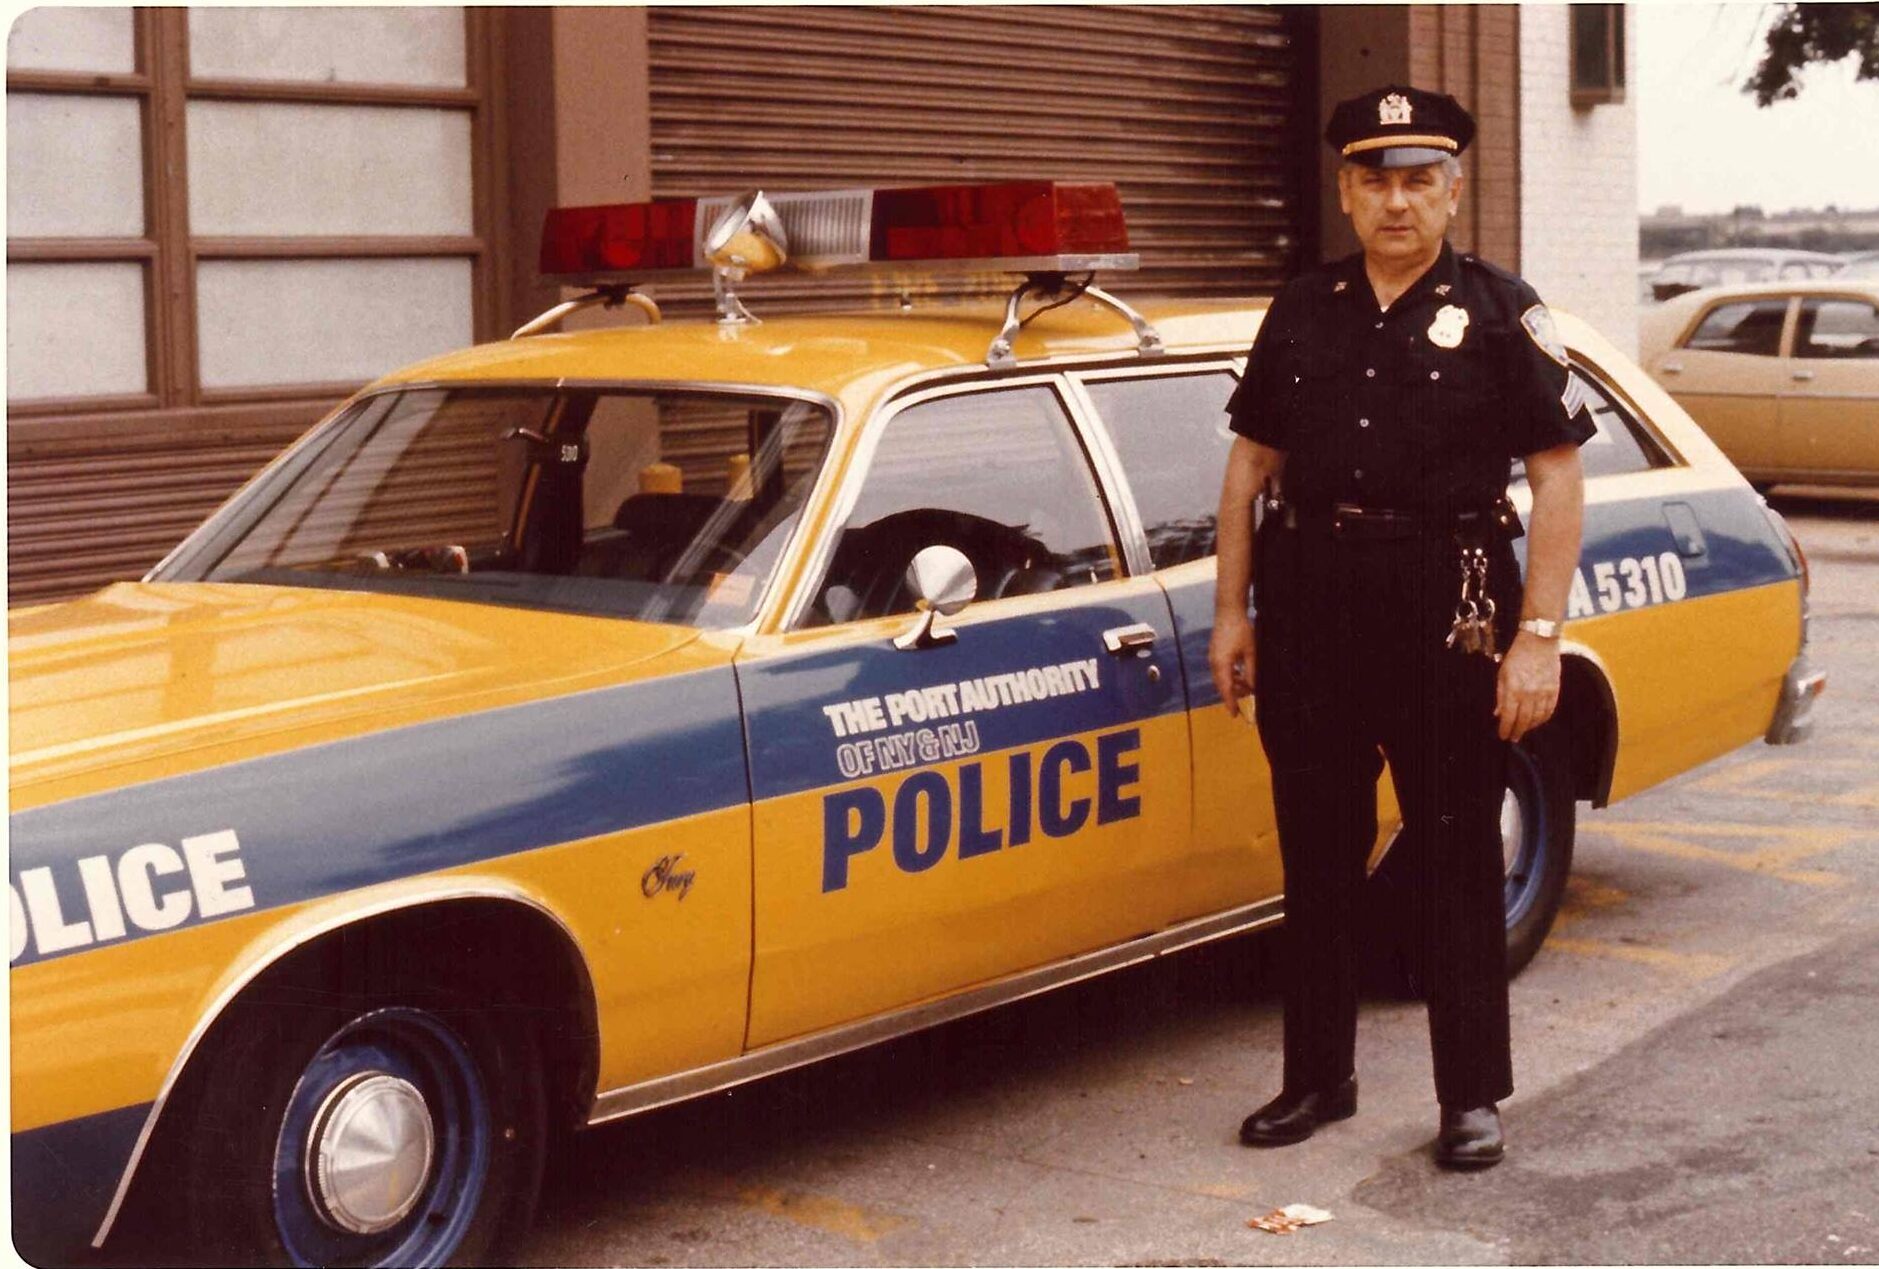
top-left (307, 1072), bottom-right (435, 1235)
top-left (1500, 787), bottom-right (1526, 876)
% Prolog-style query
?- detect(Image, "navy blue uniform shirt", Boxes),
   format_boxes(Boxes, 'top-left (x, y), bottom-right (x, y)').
top-left (1227, 241), bottom-right (1594, 514)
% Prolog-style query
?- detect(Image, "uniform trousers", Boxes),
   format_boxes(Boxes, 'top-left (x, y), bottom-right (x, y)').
top-left (1251, 513), bottom-right (1518, 1109)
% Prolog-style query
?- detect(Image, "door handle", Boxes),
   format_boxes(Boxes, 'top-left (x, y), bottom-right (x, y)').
top-left (1660, 361), bottom-right (1683, 374)
top-left (1101, 622), bottom-right (1157, 655)
top-left (1791, 369), bottom-right (1816, 382)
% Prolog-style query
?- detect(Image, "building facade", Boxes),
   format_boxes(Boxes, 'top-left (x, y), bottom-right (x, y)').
top-left (5, 5), bottom-right (1636, 604)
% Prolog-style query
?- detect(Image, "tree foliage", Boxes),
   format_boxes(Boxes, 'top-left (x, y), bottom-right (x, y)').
top-left (1746, 3), bottom-right (1879, 105)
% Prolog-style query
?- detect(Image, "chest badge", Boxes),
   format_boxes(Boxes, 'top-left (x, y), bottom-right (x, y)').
top-left (1428, 304), bottom-right (1470, 349)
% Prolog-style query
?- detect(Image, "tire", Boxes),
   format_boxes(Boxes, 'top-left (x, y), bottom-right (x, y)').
top-left (1364, 728), bottom-right (1576, 992)
top-left (175, 974), bottom-right (546, 1267)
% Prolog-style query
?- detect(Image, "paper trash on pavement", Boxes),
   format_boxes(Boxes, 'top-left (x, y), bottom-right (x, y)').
top-left (1247, 1203), bottom-right (1335, 1234)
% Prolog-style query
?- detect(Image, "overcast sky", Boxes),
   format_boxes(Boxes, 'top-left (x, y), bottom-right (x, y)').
top-left (1636, 1), bottom-right (1879, 215)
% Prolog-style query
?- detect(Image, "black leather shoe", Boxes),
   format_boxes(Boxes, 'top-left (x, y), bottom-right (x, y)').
top-left (1435, 1103), bottom-right (1505, 1169)
top-left (1238, 1076), bottom-right (1358, 1146)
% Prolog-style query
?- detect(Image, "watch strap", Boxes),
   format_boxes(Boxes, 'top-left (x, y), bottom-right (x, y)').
top-left (1518, 617), bottom-right (1562, 639)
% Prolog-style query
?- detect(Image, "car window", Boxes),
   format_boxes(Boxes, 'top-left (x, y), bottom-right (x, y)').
top-left (1683, 299), bottom-right (1789, 356)
top-left (164, 387), bottom-right (834, 628)
top-left (1795, 299), bottom-right (1879, 360)
top-left (807, 384), bottom-right (1120, 627)
top-left (1511, 362), bottom-right (1671, 486)
top-left (1080, 370), bottom-right (1237, 569)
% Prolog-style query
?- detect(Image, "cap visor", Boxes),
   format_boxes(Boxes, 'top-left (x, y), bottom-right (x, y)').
top-left (1347, 145), bottom-right (1454, 169)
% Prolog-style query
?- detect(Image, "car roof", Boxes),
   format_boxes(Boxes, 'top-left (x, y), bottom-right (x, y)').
top-left (1651, 277), bottom-right (1879, 313)
top-left (1656, 247), bottom-right (1844, 266)
top-left (374, 295), bottom-right (1267, 405)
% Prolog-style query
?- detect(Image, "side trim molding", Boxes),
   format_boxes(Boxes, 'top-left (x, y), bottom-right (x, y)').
top-left (586, 896), bottom-right (1286, 1126)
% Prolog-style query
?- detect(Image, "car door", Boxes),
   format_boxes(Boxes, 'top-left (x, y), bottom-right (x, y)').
top-left (737, 377), bottom-right (1190, 1048)
top-left (1650, 295), bottom-right (1794, 476)
top-left (1066, 364), bottom-right (1288, 910)
top-left (1785, 296), bottom-right (1879, 480)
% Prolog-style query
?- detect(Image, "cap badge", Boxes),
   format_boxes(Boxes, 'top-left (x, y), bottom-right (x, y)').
top-left (1378, 92), bottom-right (1413, 126)
top-left (1428, 304), bottom-right (1469, 349)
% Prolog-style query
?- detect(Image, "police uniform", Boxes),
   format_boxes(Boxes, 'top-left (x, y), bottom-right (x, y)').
top-left (1224, 87), bottom-right (1594, 1136)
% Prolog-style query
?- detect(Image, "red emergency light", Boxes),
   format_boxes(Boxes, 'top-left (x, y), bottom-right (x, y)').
top-left (537, 180), bottom-right (1135, 284)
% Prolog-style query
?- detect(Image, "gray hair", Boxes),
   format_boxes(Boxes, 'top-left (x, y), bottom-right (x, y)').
top-left (1339, 155), bottom-right (1465, 184)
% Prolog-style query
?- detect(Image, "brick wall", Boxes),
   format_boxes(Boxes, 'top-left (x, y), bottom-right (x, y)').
top-left (1517, 5), bottom-right (1640, 355)
top-left (1408, 5), bottom-right (1522, 270)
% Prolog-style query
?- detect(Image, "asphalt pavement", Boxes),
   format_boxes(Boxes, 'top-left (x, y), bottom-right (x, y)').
top-left (519, 488), bottom-right (1879, 1267)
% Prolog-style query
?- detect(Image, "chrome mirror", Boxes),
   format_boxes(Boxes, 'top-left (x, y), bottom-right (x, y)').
top-left (894, 545), bottom-right (976, 651)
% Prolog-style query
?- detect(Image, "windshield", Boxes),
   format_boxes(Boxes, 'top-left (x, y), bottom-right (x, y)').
top-left (156, 387), bottom-right (835, 628)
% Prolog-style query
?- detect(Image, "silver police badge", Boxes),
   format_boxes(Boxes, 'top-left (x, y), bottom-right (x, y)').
top-left (1428, 303), bottom-right (1469, 349)
top-left (1521, 303), bottom-right (1570, 366)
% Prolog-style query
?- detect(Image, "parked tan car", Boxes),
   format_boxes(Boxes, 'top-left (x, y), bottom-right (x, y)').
top-left (1640, 280), bottom-right (1879, 488)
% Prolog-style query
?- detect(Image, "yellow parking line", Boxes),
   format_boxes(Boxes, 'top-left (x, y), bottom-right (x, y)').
top-left (682, 1170), bottom-right (910, 1244)
top-left (1590, 820), bottom-right (1850, 886)
top-left (1547, 935), bottom-right (1734, 978)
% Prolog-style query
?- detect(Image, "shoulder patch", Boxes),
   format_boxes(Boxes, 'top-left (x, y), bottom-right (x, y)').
top-left (1521, 303), bottom-right (1570, 367)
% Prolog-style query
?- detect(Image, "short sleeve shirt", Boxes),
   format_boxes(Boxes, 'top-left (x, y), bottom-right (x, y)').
top-left (1226, 242), bottom-right (1593, 514)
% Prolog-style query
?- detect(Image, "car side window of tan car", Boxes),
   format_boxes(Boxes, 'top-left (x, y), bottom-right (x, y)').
top-left (1795, 300), bottom-right (1879, 360)
top-left (1684, 300), bottom-right (1789, 356)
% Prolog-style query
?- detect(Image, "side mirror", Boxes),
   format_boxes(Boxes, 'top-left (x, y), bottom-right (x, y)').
top-left (894, 545), bottom-right (977, 651)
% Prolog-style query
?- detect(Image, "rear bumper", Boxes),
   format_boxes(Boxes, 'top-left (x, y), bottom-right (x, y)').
top-left (1765, 654), bottom-right (1826, 745)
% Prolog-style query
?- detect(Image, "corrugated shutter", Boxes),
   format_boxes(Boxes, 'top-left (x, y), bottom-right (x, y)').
top-left (647, 4), bottom-right (1307, 315)
top-left (5, 408), bottom-right (326, 606)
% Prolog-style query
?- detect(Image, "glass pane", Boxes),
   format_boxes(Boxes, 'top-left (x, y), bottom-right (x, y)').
top-left (188, 8), bottom-right (466, 87)
top-left (1685, 300), bottom-right (1787, 356)
top-left (7, 7), bottom-right (135, 73)
top-left (6, 261), bottom-right (146, 399)
top-left (187, 101), bottom-right (471, 236)
top-left (1570, 5), bottom-right (1611, 92)
top-left (1563, 368), bottom-right (1656, 478)
top-left (177, 388), bottom-right (833, 629)
top-left (1084, 372), bottom-right (1238, 569)
top-left (196, 257), bottom-right (472, 388)
top-left (810, 385), bottom-right (1119, 626)
top-left (6, 93), bottom-right (144, 237)
top-left (1798, 301), bottom-right (1879, 360)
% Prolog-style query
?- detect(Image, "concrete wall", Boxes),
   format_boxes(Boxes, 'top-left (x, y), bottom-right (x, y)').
top-left (1518, 4), bottom-right (1640, 355)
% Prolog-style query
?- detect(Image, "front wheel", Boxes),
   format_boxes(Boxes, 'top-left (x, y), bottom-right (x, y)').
top-left (1500, 728), bottom-right (1576, 976)
top-left (177, 981), bottom-right (545, 1267)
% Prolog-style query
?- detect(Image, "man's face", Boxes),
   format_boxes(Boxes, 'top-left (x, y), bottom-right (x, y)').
top-left (1337, 161), bottom-right (1461, 264)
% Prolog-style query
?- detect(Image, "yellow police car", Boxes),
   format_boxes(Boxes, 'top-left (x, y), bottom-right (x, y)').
top-left (10, 182), bottom-right (1824, 1266)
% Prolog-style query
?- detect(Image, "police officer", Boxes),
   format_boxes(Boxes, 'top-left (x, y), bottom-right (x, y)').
top-left (1209, 85), bottom-right (1593, 1169)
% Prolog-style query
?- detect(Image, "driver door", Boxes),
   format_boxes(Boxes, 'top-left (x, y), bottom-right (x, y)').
top-left (736, 379), bottom-right (1191, 1048)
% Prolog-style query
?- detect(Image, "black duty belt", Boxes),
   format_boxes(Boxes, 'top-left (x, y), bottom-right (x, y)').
top-left (1266, 496), bottom-right (1523, 542)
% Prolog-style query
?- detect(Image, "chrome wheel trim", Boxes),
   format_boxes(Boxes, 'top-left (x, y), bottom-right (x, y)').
top-left (306, 1072), bottom-right (436, 1235)
top-left (1500, 786), bottom-right (1526, 878)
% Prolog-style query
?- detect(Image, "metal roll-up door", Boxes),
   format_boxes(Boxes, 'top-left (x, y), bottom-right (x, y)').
top-left (648, 4), bottom-right (1308, 315)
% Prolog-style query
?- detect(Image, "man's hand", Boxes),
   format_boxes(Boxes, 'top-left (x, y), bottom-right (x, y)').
top-left (1210, 613), bottom-right (1256, 718)
top-left (1495, 631), bottom-right (1560, 742)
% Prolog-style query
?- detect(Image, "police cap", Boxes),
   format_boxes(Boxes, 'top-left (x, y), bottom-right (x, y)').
top-left (1325, 84), bottom-right (1475, 169)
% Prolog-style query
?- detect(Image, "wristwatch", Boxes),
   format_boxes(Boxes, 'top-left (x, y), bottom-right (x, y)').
top-left (1518, 617), bottom-right (1562, 639)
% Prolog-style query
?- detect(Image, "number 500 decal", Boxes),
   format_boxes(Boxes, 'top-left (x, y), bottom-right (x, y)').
top-left (1567, 552), bottom-right (1689, 618)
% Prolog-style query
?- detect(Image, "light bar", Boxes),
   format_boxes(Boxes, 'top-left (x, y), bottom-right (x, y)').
top-left (537, 180), bottom-right (1135, 285)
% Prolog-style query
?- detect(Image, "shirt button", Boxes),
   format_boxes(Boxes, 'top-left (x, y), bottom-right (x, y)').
top-left (1374, 321), bottom-right (1384, 330)
top-left (1430, 370), bottom-right (1441, 381)
top-left (1365, 368), bottom-right (1376, 378)
top-left (1359, 417), bottom-right (1371, 428)
top-left (1354, 468), bottom-right (1365, 479)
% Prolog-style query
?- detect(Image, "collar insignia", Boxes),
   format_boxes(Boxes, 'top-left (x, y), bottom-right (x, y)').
top-left (1378, 93), bottom-right (1413, 126)
top-left (1332, 279), bottom-right (1348, 293)
top-left (1434, 283), bottom-right (1452, 296)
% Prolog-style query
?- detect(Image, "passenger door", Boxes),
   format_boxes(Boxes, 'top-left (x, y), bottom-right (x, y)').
top-left (738, 378), bottom-right (1190, 1048)
top-left (1785, 297), bottom-right (1879, 480)
top-left (1650, 296), bottom-right (1794, 476)
top-left (1067, 366), bottom-right (1287, 908)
